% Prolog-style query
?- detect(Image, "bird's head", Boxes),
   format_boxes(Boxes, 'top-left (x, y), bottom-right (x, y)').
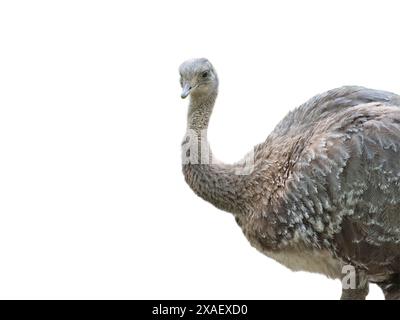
top-left (179, 58), bottom-right (218, 99)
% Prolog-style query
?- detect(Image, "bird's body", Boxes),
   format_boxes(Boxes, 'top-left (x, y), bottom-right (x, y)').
top-left (238, 90), bottom-right (400, 285)
top-left (179, 58), bottom-right (400, 299)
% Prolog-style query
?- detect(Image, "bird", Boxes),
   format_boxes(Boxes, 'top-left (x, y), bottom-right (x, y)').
top-left (179, 57), bottom-right (400, 300)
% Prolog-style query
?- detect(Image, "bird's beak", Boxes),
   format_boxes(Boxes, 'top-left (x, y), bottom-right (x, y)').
top-left (181, 83), bottom-right (192, 99)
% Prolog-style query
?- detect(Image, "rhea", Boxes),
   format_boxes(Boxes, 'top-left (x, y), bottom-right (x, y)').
top-left (180, 58), bottom-right (400, 299)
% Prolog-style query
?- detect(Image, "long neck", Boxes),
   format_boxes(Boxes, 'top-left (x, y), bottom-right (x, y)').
top-left (182, 90), bottom-right (244, 214)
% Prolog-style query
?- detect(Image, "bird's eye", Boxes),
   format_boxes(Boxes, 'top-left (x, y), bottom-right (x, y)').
top-left (201, 71), bottom-right (209, 78)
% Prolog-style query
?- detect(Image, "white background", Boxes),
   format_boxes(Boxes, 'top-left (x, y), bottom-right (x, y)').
top-left (0, 0), bottom-right (399, 299)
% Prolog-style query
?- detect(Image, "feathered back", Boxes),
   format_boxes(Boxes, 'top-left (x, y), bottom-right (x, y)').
top-left (272, 86), bottom-right (400, 138)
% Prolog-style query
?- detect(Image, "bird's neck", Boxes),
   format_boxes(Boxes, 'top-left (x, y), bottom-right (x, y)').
top-left (182, 91), bottom-right (244, 214)
top-left (187, 91), bottom-right (216, 132)
top-left (185, 91), bottom-right (216, 163)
